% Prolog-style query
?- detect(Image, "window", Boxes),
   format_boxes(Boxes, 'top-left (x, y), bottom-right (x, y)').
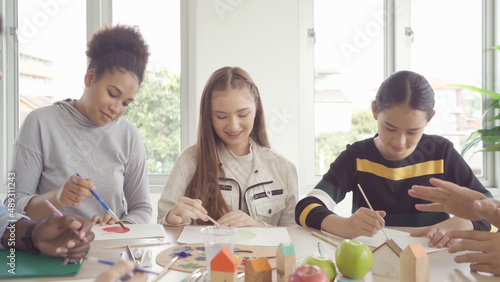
top-left (314, 0), bottom-right (384, 175)
top-left (113, 1), bottom-right (182, 175)
top-left (18, 0), bottom-right (86, 125)
top-left (4, 1), bottom-right (182, 187)
top-left (409, 0), bottom-right (483, 177)
top-left (312, 0), bottom-right (494, 188)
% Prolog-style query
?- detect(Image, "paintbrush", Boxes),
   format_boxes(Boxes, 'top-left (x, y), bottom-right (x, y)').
top-left (84, 257), bottom-right (160, 275)
top-left (152, 255), bottom-right (178, 282)
top-left (206, 214), bottom-right (220, 226)
top-left (76, 173), bottom-right (126, 228)
top-left (312, 231), bottom-right (338, 247)
top-left (318, 241), bottom-right (325, 256)
top-left (126, 245), bottom-right (136, 263)
top-left (104, 242), bottom-right (170, 250)
top-left (357, 183), bottom-right (389, 241)
top-left (44, 200), bottom-right (88, 243)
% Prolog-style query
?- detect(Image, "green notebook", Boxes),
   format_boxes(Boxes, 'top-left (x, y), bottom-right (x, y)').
top-left (0, 249), bottom-right (85, 279)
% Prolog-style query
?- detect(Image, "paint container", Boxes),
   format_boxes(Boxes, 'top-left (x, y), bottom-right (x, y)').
top-left (201, 226), bottom-right (237, 281)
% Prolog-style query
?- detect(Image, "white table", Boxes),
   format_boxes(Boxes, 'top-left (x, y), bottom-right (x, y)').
top-left (7, 226), bottom-right (500, 282)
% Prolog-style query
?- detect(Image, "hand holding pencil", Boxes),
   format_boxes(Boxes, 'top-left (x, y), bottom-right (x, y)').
top-left (31, 211), bottom-right (95, 258)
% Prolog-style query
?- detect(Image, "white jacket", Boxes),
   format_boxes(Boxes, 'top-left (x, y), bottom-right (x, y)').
top-left (157, 139), bottom-right (298, 226)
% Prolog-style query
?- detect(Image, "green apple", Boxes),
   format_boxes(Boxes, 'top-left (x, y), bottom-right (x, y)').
top-left (302, 254), bottom-right (336, 281)
top-left (335, 239), bottom-right (372, 279)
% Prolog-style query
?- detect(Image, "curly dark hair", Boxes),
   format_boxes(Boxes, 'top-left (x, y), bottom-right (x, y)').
top-left (86, 24), bottom-right (150, 84)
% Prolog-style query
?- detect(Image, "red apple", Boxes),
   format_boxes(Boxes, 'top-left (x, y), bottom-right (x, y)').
top-left (289, 265), bottom-right (330, 282)
top-left (335, 239), bottom-right (372, 279)
top-left (302, 254), bottom-right (336, 281)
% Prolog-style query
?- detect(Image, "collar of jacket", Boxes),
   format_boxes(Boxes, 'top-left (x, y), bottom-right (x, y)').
top-left (217, 138), bottom-right (274, 187)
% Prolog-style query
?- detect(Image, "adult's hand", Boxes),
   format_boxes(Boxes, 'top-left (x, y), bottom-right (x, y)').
top-left (32, 214), bottom-right (95, 258)
top-left (447, 230), bottom-right (500, 276)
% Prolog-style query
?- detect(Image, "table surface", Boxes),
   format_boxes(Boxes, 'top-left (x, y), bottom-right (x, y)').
top-left (6, 226), bottom-right (500, 282)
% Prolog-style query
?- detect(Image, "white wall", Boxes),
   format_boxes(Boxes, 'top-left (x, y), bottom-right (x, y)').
top-left (192, 0), bottom-right (303, 168)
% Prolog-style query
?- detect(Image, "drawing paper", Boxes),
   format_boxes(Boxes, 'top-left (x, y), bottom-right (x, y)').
top-left (92, 224), bottom-right (166, 241)
top-left (177, 226), bottom-right (292, 246)
top-left (322, 228), bottom-right (445, 253)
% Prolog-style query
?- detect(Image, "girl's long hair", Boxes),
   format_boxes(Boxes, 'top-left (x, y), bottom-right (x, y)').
top-left (184, 66), bottom-right (269, 224)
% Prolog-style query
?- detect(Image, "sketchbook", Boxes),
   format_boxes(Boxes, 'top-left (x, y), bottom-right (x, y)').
top-left (0, 250), bottom-right (84, 279)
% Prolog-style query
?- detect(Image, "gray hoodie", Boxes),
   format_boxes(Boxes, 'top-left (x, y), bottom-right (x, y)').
top-left (10, 100), bottom-right (151, 224)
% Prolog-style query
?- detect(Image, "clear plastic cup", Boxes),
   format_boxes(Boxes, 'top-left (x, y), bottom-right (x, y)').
top-left (201, 226), bottom-right (238, 280)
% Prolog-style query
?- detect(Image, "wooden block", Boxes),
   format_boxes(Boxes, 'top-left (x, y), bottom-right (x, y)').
top-left (276, 242), bottom-right (296, 282)
top-left (400, 244), bottom-right (429, 282)
top-left (371, 239), bottom-right (402, 278)
top-left (245, 258), bottom-right (272, 282)
top-left (211, 247), bottom-right (238, 282)
top-left (211, 270), bottom-right (237, 282)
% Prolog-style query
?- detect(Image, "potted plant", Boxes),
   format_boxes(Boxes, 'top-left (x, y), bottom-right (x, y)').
top-left (450, 45), bottom-right (500, 156)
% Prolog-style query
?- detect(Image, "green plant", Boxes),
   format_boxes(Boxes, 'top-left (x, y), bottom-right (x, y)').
top-left (451, 45), bottom-right (500, 155)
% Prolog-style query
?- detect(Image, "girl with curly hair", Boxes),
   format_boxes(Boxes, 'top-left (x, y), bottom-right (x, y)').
top-left (11, 25), bottom-right (152, 225)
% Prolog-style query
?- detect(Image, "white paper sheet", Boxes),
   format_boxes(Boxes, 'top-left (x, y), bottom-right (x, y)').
top-left (322, 228), bottom-right (445, 253)
top-left (92, 224), bottom-right (166, 241)
top-left (177, 226), bottom-right (292, 246)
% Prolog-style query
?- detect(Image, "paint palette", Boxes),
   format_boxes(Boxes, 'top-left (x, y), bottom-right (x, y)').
top-left (156, 243), bottom-right (276, 273)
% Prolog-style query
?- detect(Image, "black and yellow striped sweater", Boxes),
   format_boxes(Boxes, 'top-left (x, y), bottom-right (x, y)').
top-left (296, 134), bottom-right (493, 231)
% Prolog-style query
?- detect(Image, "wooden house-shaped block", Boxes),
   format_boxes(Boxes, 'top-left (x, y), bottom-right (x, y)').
top-left (400, 243), bottom-right (429, 282)
top-left (276, 242), bottom-right (296, 282)
top-left (371, 239), bottom-right (402, 278)
top-left (211, 247), bottom-right (238, 282)
top-left (244, 257), bottom-right (272, 282)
